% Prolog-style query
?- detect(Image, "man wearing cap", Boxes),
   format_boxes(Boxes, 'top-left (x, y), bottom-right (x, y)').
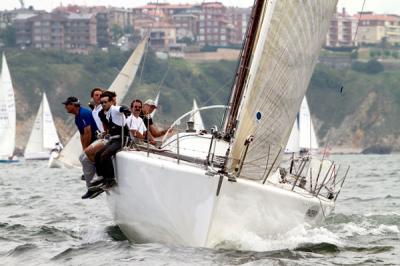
top-left (63, 96), bottom-right (101, 199)
top-left (63, 96), bottom-right (98, 148)
top-left (141, 99), bottom-right (171, 140)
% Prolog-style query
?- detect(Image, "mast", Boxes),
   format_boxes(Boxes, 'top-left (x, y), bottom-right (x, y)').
top-left (224, 0), bottom-right (265, 136)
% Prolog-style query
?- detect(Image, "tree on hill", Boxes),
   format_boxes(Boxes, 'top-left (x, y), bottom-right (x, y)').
top-left (0, 25), bottom-right (16, 47)
top-left (351, 59), bottom-right (384, 74)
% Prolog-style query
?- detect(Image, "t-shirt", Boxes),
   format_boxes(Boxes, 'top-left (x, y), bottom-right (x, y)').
top-left (92, 104), bottom-right (104, 132)
top-left (75, 107), bottom-right (98, 143)
top-left (126, 115), bottom-right (147, 138)
top-left (140, 112), bottom-right (153, 129)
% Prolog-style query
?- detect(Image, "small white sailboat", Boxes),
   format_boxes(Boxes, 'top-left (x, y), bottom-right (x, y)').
top-left (50, 38), bottom-right (148, 168)
top-left (24, 92), bottom-right (61, 160)
top-left (150, 91), bottom-right (160, 119)
top-left (285, 97), bottom-right (319, 154)
top-left (106, 0), bottom-right (344, 247)
top-left (188, 99), bottom-right (205, 132)
top-left (0, 53), bottom-right (17, 163)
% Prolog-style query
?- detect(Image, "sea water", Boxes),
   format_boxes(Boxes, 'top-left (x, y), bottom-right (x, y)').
top-left (0, 154), bottom-right (399, 265)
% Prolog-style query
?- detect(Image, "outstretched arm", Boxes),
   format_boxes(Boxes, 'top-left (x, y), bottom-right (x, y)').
top-left (149, 125), bottom-right (169, 138)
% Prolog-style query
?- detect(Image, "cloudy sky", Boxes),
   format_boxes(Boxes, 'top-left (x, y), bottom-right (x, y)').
top-left (1, 0), bottom-right (399, 15)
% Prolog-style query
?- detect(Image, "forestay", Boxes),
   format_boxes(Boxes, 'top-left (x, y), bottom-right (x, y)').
top-left (0, 54), bottom-right (16, 160)
top-left (228, 0), bottom-right (337, 180)
top-left (56, 38), bottom-right (148, 167)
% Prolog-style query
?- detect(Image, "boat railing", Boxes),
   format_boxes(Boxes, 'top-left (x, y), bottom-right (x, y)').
top-left (122, 105), bottom-right (229, 168)
top-left (284, 155), bottom-right (350, 201)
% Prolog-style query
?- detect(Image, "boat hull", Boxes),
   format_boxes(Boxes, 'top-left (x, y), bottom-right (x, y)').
top-left (107, 150), bottom-right (334, 247)
top-left (24, 152), bottom-right (51, 160)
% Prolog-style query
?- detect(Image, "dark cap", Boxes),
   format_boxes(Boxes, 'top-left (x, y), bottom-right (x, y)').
top-left (62, 96), bottom-right (80, 105)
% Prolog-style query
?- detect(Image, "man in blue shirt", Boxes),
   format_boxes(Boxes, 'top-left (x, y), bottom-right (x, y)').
top-left (63, 96), bottom-right (101, 199)
top-left (63, 96), bottom-right (98, 149)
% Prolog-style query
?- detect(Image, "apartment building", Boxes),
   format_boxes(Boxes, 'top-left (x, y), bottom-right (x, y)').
top-left (15, 12), bottom-right (67, 49)
top-left (132, 3), bottom-right (193, 17)
top-left (108, 7), bottom-right (135, 32)
top-left (171, 12), bottom-right (199, 42)
top-left (64, 13), bottom-right (97, 51)
top-left (356, 12), bottom-right (400, 45)
top-left (197, 2), bottom-right (235, 47)
top-left (0, 8), bottom-right (44, 29)
top-left (227, 7), bottom-right (251, 45)
top-left (14, 11), bottom-right (97, 51)
top-left (326, 8), bottom-right (358, 47)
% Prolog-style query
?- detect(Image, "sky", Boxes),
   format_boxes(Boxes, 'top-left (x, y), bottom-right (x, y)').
top-left (1, 0), bottom-right (400, 15)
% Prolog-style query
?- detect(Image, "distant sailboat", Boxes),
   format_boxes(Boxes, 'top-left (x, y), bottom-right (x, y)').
top-left (50, 38), bottom-right (148, 168)
top-left (285, 97), bottom-right (319, 154)
top-left (188, 99), bottom-right (205, 132)
top-left (24, 92), bottom-right (61, 160)
top-left (0, 53), bottom-right (17, 162)
top-left (150, 91), bottom-right (160, 119)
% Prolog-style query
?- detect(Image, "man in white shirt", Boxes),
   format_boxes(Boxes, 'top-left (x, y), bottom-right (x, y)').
top-left (126, 99), bottom-right (147, 140)
top-left (90, 87), bottom-right (105, 133)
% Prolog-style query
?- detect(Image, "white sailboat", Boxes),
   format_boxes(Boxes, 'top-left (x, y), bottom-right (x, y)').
top-left (50, 38), bottom-right (148, 168)
top-left (150, 91), bottom-right (160, 118)
top-left (285, 97), bottom-right (319, 154)
top-left (0, 53), bottom-right (17, 162)
top-left (188, 99), bottom-right (205, 132)
top-left (24, 92), bottom-right (61, 160)
top-left (106, 0), bottom-right (344, 247)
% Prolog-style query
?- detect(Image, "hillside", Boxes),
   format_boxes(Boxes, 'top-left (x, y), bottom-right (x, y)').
top-left (2, 47), bottom-right (400, 153)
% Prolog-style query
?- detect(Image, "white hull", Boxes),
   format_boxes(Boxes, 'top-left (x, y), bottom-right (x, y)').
top-left (107, 149), bottom-right (334, 247)
top-left (24, 152), bottom-right (50, 160)
top-left (48, 151), bottom-right (63, 168)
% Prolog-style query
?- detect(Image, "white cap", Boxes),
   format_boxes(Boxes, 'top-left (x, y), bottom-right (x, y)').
top-left (144, 99), bottom-right (157, 107)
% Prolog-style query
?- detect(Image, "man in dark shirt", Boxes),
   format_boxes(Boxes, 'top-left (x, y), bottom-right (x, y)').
top-left (140, 99), bottom-right (170, 140)
top-left (63, 96), bottom-right (101, 199)
top-left (91, 91), bottom-right (130, 190)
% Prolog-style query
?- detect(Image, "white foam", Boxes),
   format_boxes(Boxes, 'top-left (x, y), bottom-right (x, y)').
top-left (79, 223), bottom-right (109, 244)
top-left (339, 222), bottom-right (399, 237)
top-left (214, 224), bottom-right (341, 252)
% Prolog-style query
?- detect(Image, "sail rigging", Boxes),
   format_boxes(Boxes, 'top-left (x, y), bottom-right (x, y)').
top-left (24, 92), bottom-right (61, 159)
top-left (56, 38), bottom-right (148, 167)
top-left (0, 54), bottom-right (16, 160)
top-left (227, 0), bottom-right (337, 180)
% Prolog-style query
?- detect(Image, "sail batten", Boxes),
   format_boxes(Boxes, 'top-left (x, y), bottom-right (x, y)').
top-left (229, 0), bottom-right (337, 180)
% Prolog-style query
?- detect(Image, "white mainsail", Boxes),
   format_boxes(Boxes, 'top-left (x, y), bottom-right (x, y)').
top-left (285, 97), bottom-right (319, 153)
top-left (24, 92), bottom-right (61, 159)
top-left (55, 38), bottom-right (148, 167)
top-left (0, 53), bottom-right (16, 160)
top-left (188, 99), bottom-right (204, 131)
top-left (228, 0), bottom-right (337, 180)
